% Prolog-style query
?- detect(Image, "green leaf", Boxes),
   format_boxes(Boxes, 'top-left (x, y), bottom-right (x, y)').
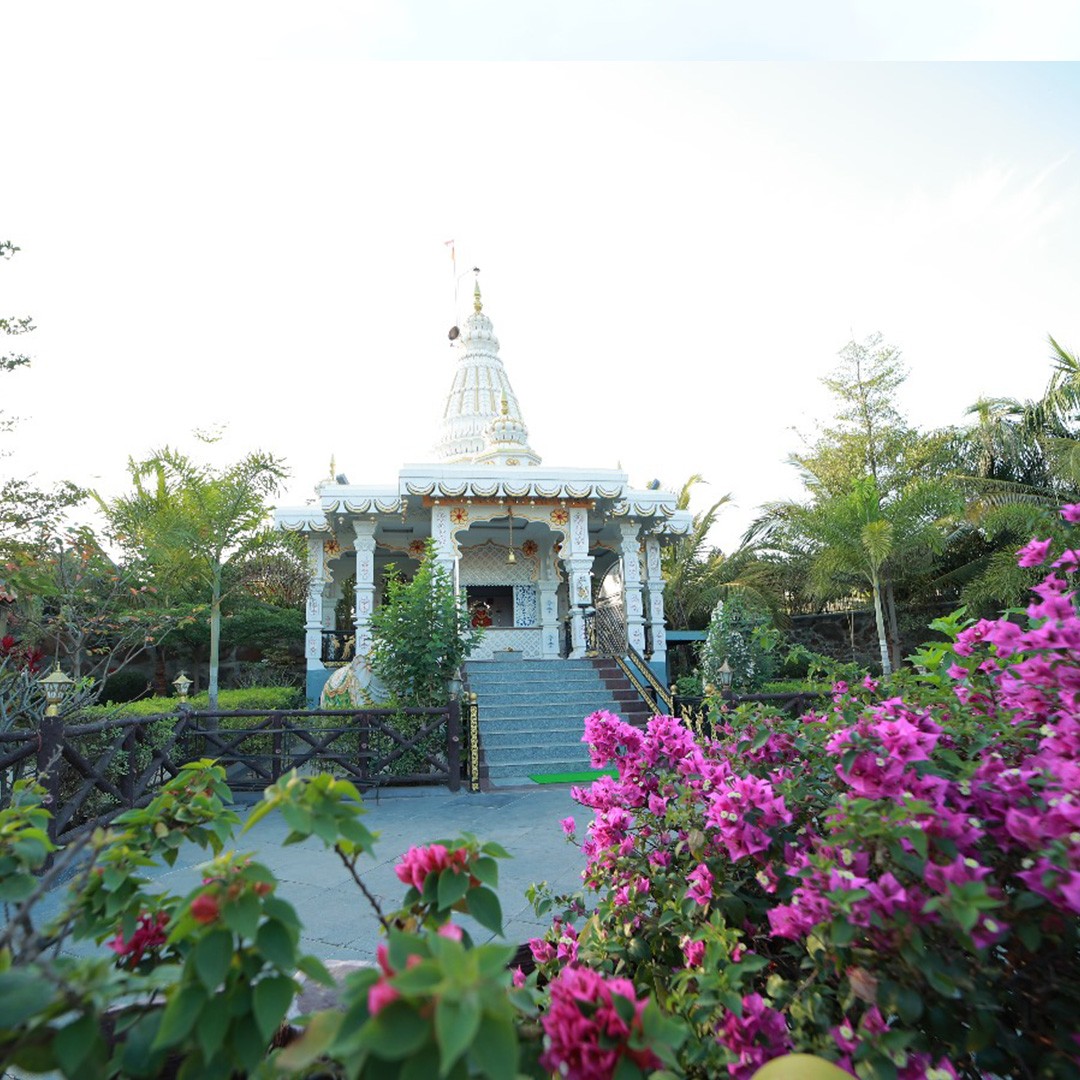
top-left (469, 855), bottom-right (498, 889)
top-left (193, 928), bottom-right (233, 990)
top-left (256, 918), bottom-right (298, 971)
top-left (196, 999), bottom-right (229, 1062)
top-left (222, 891), bottom-right (261, 940)
top-left (480, 841), bottom-right (511, 859)
top-left (438, 867), bottom-right (471, 909)
top-left (53, 1014), bottom-right (99, 1074)
top-left (154, 983), bottom-right (207, 1049)
top-left (465, 887), bottom-right (503, 936)
top-left (400, 1039), bottom-right (441, 1080)
top-left (435, 997), bottom-right (481, 1076)
top-left (252, 974), bottom-right (296, 1042)
top-left (361, 1001), bottom-right (431, 1060)
top-left (466, 1010), bottom-right (516, 1080)
top-left (0, 969), bottom-right (54, 1028)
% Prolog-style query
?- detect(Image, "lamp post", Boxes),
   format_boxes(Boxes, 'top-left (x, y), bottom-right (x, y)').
top-left (172, 671), bottom-right (193, 703)
top-left (41, 663), bottom-right (75, 717)
top-left (718, 659), bottom-right (734, 701)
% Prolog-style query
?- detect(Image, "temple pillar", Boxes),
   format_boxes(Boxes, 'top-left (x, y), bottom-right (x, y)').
top-left (304, 534), bottom-right (327, 671)
top-left (619, 523), bottom-right (647, 655)
top-left (644, 534), bottom-right (667, 666)
top-left (430, 504), bottom-right (459, 583)
top-left (353, 521), bottom-right (377, 660)
top-left (538, 537), bottom-right (561, 658)
top-left (562, 507), bottom-right (594, 659)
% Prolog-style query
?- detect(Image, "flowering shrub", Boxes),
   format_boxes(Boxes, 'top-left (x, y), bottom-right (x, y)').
top-left (4, 515), bottom-right (1080, 1078)
top-left (525, 512), bottom-right (1080, 1077)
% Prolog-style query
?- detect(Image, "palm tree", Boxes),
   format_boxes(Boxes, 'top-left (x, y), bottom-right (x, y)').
top-left (751, 477), bottom-right (959, 676)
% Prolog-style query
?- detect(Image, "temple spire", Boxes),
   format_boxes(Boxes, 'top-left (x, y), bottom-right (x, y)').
top-left (433, 278), bottom-right (541, 466)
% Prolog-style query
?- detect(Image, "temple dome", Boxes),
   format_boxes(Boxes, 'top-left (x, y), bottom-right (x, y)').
top-left (433, 279), bottom-right (541, 466)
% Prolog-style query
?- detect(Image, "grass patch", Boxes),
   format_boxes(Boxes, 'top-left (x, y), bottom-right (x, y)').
top-left (527, 768), bottom-right (618, 784)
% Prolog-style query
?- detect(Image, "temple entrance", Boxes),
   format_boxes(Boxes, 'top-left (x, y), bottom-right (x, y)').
top-left (592, 562), bottom-right (628, 657)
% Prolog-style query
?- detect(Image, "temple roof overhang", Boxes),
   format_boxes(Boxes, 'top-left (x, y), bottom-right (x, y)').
top-left (275, 463), bottom-right (693, 537)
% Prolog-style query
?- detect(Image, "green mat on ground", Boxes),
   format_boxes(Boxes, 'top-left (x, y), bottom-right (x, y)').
top-left (528, 768), bottom-right (617, 784)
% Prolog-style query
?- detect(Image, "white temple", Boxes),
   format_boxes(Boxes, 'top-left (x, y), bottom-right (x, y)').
top-left (274, 278), bottom-right (693, 704)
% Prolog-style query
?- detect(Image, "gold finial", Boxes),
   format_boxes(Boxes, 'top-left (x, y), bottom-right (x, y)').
top-left (473, 267), bottom-right (482, 312)
top-left (500, 394), bottom-right (509, 416)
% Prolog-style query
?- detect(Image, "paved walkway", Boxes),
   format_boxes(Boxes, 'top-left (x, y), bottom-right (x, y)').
top-left (34, 785), bottom-right (586, 962)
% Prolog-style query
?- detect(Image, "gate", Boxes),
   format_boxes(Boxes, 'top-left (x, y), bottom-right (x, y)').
top-left (592, 561), bottom-right (628, 657)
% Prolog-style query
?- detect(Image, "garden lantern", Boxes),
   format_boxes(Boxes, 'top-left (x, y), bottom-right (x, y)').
top-left (41, 664), bottom-right (74, 717)
top-left (718, 659), bottom-right (733, 693)
top-left (172, 671), bottom-right (193, 703)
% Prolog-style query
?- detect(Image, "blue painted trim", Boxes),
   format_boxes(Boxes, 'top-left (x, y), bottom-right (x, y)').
top-left (306, 668), bottom-right (332, 707)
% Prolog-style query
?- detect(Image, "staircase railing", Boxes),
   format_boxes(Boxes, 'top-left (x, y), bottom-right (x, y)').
top-left (612, 654), bottom-right (673, 719)
top-left (625, 646), bottom-right (673, 713)
top-left (463, 691), bottom-right (481, 793)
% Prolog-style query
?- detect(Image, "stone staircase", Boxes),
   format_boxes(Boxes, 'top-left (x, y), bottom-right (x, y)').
top-left (463, 657), bottom-right (654, 785)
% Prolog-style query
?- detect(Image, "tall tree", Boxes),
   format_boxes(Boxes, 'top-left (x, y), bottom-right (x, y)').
top-left (101, 444), bottom-right (290, 709)
top-left (660, 476), bottom-right (732, 629)
top-left (755, 477), bottom-right (957, 675)
top-left (750, 333), bottom-right (964, 668)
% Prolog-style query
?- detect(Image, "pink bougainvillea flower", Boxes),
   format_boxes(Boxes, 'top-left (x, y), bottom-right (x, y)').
top-left (394, 843), bottom-right (469, 892)
top-left (687, 862), bottom-right (714, 906)
top-left (1061, 503), bottom-right (1080, 523)
top-left (108, 910), bottom-right (169, 967)
top-left (1017, 537), bottom-right (1054, 568)
top-left (716, 993), bottom-right (792, 1079)
top-left (539, 966), bottom-right (659, 1080)
top-left (560, 816), bottom-right (576, 838)
top-left (190, 893), bottom-right (220, 925)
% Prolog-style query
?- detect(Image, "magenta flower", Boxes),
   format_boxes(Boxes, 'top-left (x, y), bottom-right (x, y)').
top-left (1017, 537), bottom-right (1054, 568)
top-left (394, 843), bottom-right (468, 892)
top-left (1062, 504), bottom-right (1080, 523)
top-left (716, 993), bottom-right (791, 1078)
top-left (560, 816), bottom-right (576, 838)
top-left (539, 967), bottom-right (659, 1080)
top-left (687, 862), bottom-right (714, 905)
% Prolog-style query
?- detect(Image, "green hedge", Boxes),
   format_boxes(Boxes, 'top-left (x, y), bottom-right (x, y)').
top-left (80, 686), bottom-right (303, 719)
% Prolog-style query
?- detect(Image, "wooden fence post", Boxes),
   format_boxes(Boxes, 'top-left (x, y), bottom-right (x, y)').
top-left (446, 701), bottom-right (461, 793)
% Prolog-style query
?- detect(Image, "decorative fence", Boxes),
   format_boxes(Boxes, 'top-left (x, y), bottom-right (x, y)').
top-left (0, 704), bottom-right (463, 846)
top-left (671, 691), bottom-right (827, 740)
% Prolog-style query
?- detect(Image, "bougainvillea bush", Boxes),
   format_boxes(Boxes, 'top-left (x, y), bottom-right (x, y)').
top-left (527, 514), bottom-right (1080, 1078)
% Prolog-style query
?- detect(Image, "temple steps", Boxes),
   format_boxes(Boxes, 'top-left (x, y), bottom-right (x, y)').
top-left (463, 657), bottom-right (654, 785)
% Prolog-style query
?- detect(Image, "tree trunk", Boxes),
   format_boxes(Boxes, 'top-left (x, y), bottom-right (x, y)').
top-left (871, 573), bottom-right (892, 677)
top-left (153, 645), bottom-right (169, 697)
top-left (209, 569), bottom-right (221, 713)
top-left (884, 577), bottom-right (903, 671)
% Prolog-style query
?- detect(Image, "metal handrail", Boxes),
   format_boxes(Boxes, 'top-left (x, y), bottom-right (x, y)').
top-left (626, 646), bottom-right (673, 713)
top-left (612, 655), bottom-right (663, 718)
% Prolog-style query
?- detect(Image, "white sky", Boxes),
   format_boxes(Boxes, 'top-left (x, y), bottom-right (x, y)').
top-left (3, 3), bottom-right (1080, 552)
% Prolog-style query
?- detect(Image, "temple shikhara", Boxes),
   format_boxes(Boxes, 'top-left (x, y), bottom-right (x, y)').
top-left (275, 277), bottom-right (692, 709)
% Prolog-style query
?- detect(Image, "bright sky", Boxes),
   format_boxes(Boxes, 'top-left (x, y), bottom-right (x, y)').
top-left (3, 3), bottom-right (1080, 552)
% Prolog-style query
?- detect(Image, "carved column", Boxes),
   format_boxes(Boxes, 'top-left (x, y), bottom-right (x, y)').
top-left (430, 504), bottom-right (459, 583)
top-left (353, 521), bottom-right (378, 661)
top-left (619, 522), bottom-right (647, 655)
top-left (644, 533), bottom-right (667, 664)
top-left (538, 536), bottom-right (561, 658)
top-left (305, 534), bottom-right (327, 671)
top-left (561, 507), bottom-right (594, 659)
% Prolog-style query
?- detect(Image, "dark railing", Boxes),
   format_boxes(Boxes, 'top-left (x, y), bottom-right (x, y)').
top-left (2, 704), bottom-right (461, 846)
